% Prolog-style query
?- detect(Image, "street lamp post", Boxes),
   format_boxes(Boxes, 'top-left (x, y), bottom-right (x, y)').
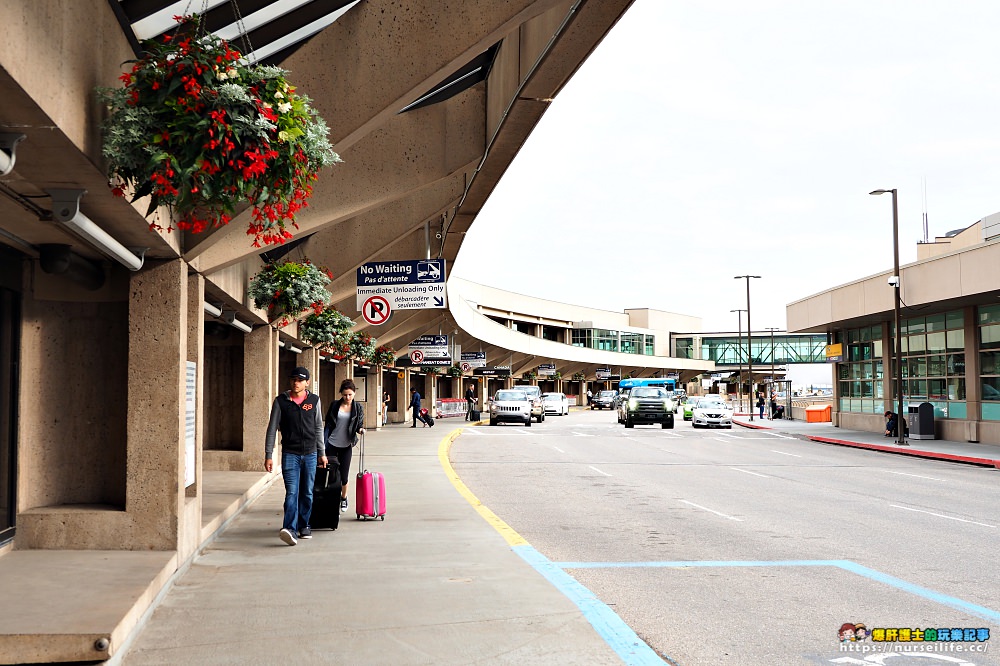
top-left (735, 275), bottom-right (761, 420)
top-left (765, 327), bottom-right (782, 419)
top-left (870, 188), bottom-right (907, 446)
top-left (731, 309), bottom-right (747, 412)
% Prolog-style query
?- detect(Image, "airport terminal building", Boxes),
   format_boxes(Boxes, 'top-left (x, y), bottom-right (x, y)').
top-left (787, 214), bottom-right (1000, 445)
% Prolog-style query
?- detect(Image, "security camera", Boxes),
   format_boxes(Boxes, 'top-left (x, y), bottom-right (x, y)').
top-left (887, 275), bottom-right (899, 287)
top-left (435, 232), bottom-right (443, 239)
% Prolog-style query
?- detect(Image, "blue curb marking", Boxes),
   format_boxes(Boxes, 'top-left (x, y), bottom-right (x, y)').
top-left (554, 558), bottom-right (1000, 626)
top-left (836, 560), bottom-right (1000, 625)
top-left (555, 559), bottom-right (843, 569)
top-left (512, 545), bottom-right (670, 665)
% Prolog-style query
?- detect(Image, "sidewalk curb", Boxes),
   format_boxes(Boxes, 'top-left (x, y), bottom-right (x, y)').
top-left (808, 436), bottom-right (1000, 469)
top-left (734, 420), bottom-right (771, 431)
top-left (734, 418), bottom-right (1000, 469)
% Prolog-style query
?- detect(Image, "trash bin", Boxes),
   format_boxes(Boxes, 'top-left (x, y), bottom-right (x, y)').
top-left (805, 405), bottom-right (831, 423)
top-left (907, 402), bottom-right (935, 440)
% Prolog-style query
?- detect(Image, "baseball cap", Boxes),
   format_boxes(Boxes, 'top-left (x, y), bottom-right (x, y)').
top-left (290, 366), bottom-right (310, 380)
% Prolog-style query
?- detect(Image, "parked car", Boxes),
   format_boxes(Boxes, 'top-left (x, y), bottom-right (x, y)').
top-left (621, 387), bottom-right (674, 429)
top-left (517, 385), bottom-right (545, 422)
top-left (691, 396), bottom-right (733, 429)
top-left (592, 390), bottom-right (617, 410)
top-left (489, 389), bottom-right (532, 427)
top-left (541, 392), bottom-right (570, 415)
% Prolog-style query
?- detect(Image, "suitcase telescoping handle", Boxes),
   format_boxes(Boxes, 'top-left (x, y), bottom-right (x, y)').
top-left (356, 430), bottom-right (366, 476)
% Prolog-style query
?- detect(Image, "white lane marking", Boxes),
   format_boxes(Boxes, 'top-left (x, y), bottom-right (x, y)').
top-left (679, 499), bottom-right (744, 521)
top-left (886, 470), bottom-right (945, 482)
top-left (589, 465), bottom-right (612, 477)
top-left (572, 431), bottom-right (594, 437)
top-left (553, 446), bottom-right (565, 453)
top-left (729, 467), bottom-right (771, 478)
top-left (770, 450), bottom-right (802, 458)
top-left (890, 504), bottom-right (996, 528)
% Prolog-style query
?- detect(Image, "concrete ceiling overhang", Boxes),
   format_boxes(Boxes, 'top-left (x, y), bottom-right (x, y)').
top-left (1, 1), bottom-right (644, 373)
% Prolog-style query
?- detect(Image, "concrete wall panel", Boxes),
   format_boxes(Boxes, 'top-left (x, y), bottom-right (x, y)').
top-left (18, 297), bottom-right (127, 512)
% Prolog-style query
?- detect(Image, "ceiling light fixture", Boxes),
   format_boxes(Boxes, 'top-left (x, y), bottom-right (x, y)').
top-left (46, 189), bottom-right (146, 271)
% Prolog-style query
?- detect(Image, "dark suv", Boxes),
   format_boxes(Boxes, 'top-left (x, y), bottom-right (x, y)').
top-left (591, 390), bottom-right (617, 410)
top-left (622, 387), bottom-right (674, 429)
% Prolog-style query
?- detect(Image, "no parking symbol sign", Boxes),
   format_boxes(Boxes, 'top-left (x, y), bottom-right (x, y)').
top-left (362, 295), bottom-right (391, 325)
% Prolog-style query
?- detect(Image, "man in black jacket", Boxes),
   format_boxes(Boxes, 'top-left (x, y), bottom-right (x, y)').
top-left (465, 384), bottom-right (476, 420)
top-left (265, 367), bottom-right (327, 546)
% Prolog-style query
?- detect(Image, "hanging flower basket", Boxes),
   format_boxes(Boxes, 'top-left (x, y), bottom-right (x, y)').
top-left (298, 305), bottom-right (354, 349)
top-left (99, 15), bottom-right (340, 246)
top-left (421, 366), bottom-right (441, 376)
top-left (371, 345), bottom-right (395, 367)
top-left (572, 372), bottom-right (586, 381)
top-left (348, 332), bottom-right (376, 364)
top-left (446, 363), bottom-right (463, 378)
top-left (247, 259), bottom-right (332, 326)
top-left (523, 370), bottom-right (537, 380)
top-left (552, 371), bottom-right (562, 381)
top-left (325, 332), bottom-right (352, 361)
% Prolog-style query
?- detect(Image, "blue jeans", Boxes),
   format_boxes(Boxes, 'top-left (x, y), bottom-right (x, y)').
top-left (281, 451), bottom-right (317, 534)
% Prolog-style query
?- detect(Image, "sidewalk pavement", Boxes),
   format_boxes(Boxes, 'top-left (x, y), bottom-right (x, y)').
top-left (116, 419), bottom-right (624, 665)
top-left (733, 416), bottom-right (1000, 469)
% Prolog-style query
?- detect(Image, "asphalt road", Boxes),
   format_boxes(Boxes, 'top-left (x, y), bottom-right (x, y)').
top-left (450, 408), bottom-right (1000, 666)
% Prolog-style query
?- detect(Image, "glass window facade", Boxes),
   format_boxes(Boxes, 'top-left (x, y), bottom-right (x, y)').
top-left (843, 312), bottom-right (967, 418)
top-left (979, 305), bottom-right (1000, 420)
top-left (837, 325), bottom-right (884, 414)
top-left (572, 329), bottom-right (654, 355)
top-left (900, 311), bottom-right (965, 418)
top-left (675, 337), bottom-right (695, 359)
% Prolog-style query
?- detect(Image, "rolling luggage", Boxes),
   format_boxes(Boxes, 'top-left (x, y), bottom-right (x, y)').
top-left (355, 433), bottom-right (386, 521)
top-left (419, 408), bottom-right (435, 427)
top-left (469, 409), bottom-right (481, 421)
top-left (311, 457), bottom-right (342, 530)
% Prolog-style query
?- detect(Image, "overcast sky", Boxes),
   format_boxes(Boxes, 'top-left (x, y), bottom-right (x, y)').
top-left (452, 0), bottom-right (1000, 339)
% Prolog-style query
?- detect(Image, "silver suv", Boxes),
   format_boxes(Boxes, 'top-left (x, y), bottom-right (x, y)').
top-left (516, 385), bottom-right (545, 422)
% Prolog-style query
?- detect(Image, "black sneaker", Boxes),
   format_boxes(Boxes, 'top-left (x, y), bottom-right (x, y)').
top-left (340, 498), bottom-right (348, 513)
top-left (279, 528), bottom-right (297, 546)
top-left (299, 527), bottom-right (312, 539)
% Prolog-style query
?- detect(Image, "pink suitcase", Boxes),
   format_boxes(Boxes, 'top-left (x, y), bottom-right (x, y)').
top-left (355, 434), bottom-right (386, 521)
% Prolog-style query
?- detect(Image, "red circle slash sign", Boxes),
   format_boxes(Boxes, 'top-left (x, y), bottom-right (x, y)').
top-left (362, 296), bottom-right (391, 325)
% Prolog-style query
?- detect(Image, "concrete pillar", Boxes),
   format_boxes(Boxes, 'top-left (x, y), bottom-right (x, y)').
top-left (126, 259), bottom-right (188, 551)
top-left (334, 359), bottom-right (351, 394)
top-left (964, 306), bottom-right (980, 421)
top-left (236, 325), bottom-right (277, 472)
top-left (301, 347), bottom-right (319, 396)
top-left (398, 369), bottom-right (410, 424)
top-left (180, 272), bottom-right (205, 560)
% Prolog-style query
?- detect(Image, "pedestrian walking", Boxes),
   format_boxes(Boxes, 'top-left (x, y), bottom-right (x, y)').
top-left (409, 387), bottom-right (422, 428)
top-left (323, 379), bottom-right (366, 514)
top-left (756, 392), bottom-right (765, 419)
top-left (264, 366), bottom-right (327, 546)
top-left (382, 390), bottom-right (390, 426)
top-left (464, 383), bottom-right (476, 420)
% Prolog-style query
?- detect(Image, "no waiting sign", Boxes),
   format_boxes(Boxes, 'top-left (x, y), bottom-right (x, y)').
top-left (362, 295), bottom-right (391, 325)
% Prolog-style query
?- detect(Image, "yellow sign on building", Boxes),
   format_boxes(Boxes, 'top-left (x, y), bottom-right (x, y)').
top-left (825, 343), bottom-right (843, 362)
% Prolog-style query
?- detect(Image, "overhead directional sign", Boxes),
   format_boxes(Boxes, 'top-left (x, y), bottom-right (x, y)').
top-left (356, 259), bottom-right (447, 311)
top-left (460, 352), bottom-right (486, 369)
top-left (474, 365), bottom-right (511, 377)
top-left (361, 295), bottom-right (391, 325)
top-left (407, 334), bottom-right (451, 366)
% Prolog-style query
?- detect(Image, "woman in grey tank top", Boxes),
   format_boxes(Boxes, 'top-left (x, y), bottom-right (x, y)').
top-left (323, 379), bottom-right (365, 512)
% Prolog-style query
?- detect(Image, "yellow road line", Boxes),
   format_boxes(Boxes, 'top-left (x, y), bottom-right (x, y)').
top-left (438, 428), bottom-right (527, 547)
